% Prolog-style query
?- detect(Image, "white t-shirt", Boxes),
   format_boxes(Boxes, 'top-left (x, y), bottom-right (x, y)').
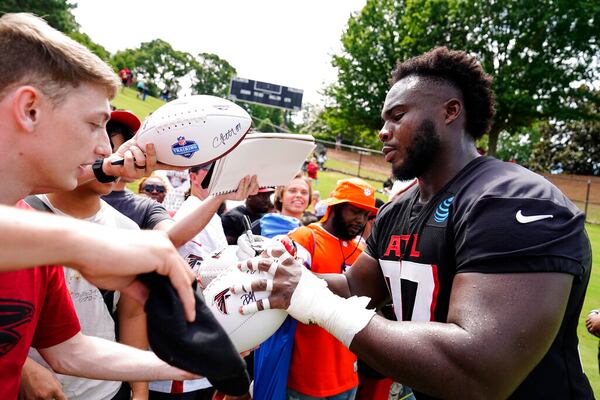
top-left (175, 195), bottom-right (228, 253)
top-left (156, 169), bottom-right (190, 214)
top-left (30, 195), bottom-right (138, 400)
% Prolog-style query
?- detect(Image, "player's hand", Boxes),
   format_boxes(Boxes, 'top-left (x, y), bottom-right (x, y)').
top-left (222, 175), bottom-right (259, 201)
top-left (231, 244), bottom-right (303, 313)
top-left (586, 310), bottom-right (600, 337)
top-left (19, 357), bottom-right (66, 400)
top-left (74, 228), bottom-right (197, 322)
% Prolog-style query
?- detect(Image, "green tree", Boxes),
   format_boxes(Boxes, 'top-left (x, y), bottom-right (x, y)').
top-left (326, 0), bottom-right (600, 155)
top-left (243, 104), bottom-right (287, 133)
top-left (111, 39), bottom-right (194, 97)
top-left (191, 53), bottom-right (237, 98)
top-left (495, 126), bottom-right (541, 165)
top-left (0, 0), bottom-right (79, 32)
top-left (529, 119), bottom-right (600, 176)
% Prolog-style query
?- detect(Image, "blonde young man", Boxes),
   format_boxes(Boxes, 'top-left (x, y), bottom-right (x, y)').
top-left (0, 13), bottom-right (199, 398)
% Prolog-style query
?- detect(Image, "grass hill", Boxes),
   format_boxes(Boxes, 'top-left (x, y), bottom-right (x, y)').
top-left (112, 87), bottom-right (165, 119)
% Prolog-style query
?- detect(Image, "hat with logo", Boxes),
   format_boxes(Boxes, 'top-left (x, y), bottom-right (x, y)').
top-left (320, 178), bottom-right (378, 222)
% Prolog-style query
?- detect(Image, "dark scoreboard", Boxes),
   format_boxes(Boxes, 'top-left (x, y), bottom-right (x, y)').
top-left (229, 77), bottom-right (303, 111)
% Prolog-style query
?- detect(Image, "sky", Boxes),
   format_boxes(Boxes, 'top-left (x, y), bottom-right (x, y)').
top-left (72, 0), bottom-right (367, 106)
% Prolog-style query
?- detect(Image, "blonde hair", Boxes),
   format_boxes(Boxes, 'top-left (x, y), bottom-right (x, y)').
top-left (138, 175), bottom-right (169, 194)
top-left (0, 13), bottom-right (120, 103)
top-left (274, 172), bottom-right (312, 212)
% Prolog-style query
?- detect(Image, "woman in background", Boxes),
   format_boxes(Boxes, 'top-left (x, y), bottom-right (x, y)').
top-left (252, 172), bottom-right (313, 236)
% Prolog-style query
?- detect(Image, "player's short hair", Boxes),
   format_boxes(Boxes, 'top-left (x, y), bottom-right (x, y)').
top-left (390, 47), bottom-right (495, 139)
top-left (0, 13), bottom-right (120, 103)
top-left (273, 172), bottom-right (312, 212)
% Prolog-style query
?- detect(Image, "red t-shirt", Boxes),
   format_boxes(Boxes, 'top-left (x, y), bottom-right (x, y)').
top-left (0, 201), bottom-right (81, 399)
top-left (306, 162), bottom-right (318, 179)
top-left (287, 224), bottom-right (364, 397)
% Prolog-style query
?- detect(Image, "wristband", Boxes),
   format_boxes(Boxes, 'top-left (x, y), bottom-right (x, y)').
top-left (287, 268), bottom-right (376, 347)
top-left (92, 159), bottom-right (118, 183)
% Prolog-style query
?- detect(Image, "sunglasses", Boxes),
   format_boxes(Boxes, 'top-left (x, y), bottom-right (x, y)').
top-left (142, 184), bottom-right (166, 193)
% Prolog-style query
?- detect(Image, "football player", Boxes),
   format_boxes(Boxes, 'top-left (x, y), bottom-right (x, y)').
top-left (237, 47), bottom-right (593, 399)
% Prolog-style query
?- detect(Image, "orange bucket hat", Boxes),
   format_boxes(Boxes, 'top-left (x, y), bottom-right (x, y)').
top-left (321, 178), bottom-right (379, 222)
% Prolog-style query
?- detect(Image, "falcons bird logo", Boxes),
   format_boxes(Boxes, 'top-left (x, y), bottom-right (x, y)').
top-left (213, 288), bottom-right (231, 315)
top-left (0, 299), bottom-right (34, 357)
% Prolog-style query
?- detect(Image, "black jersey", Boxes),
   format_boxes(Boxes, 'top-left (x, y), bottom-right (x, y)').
top-left (366, 157), bottom-right (593, 399)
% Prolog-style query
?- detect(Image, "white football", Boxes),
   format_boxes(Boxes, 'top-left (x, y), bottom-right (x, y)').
top-left (203, 265), bottom-right (287, 353)
top-left (136, 95), bottom-right (252, 167)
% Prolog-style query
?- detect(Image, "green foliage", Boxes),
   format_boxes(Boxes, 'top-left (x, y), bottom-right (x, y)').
top-left (68, 31), bottom-right (111, 61)
top-left (191, 53), bottom-right (237, 98)
top-left (239, 103), bottom-right (294, 133)
top-left (111, 39), bottom-right (195, 97)
top-left (323, 0), bottom-right (600, 155)
top-left (495, 125), bottom-right (541, 165)
top-left (0, 0), bottom-right (79, 32)
top-left (529, 119), bottom-right (600, 176)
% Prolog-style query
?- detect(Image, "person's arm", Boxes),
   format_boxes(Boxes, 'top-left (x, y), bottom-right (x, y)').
top-left (324, 253), bottom-right (390, 308)
top-left (118, 293), bottom-right (150, 399)
top-left (0, 205), bottom-right (196, 322)
top-left (350, 272), bottom-right (571, 398)
top-left (19, 357), bottom-right (66, 400)
top-left (165, 195), bottom-right (223, 247)
top-left (38, 332), bottom-right (199, 382)
top-left (235, 249), bottom-right (573, 399)
top-left (164, 175), bottom-right (258, 247)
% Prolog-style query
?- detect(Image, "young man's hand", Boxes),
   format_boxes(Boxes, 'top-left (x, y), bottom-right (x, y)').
top-left (19, 358), bottom-right (66, 400)
top-left (104, 140), bottom-right (189, 179)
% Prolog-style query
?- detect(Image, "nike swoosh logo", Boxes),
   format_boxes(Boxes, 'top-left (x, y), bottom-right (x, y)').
top-left (516, 210), bottom-right (554, 224)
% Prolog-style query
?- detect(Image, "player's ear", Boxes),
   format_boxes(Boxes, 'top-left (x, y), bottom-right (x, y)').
top-left (444, 98), bottom-right (462, 126)
top-left (12, 86), bottom-right (42, 133)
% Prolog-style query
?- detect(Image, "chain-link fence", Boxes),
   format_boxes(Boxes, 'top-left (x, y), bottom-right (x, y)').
top-left (316, 139), bottom-right (599, 224)
top-left (541, 173), bottom-right (600, 224)
top-left (315, 139), bottom-right (389, 183)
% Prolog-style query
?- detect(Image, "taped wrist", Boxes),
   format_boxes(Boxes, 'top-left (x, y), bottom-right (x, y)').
top-left (286, 268), bottom-right (375, 347)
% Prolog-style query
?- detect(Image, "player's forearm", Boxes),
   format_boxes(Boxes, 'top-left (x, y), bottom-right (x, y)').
top-left (350, 317), bottom-right (505, 399)
top-left (166, 195), bottom-right (223, 247)
top-left (40, 333), bottom-right (197, 382)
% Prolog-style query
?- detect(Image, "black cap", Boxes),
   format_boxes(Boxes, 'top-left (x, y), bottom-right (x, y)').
top-left (138, 273), bottom-right (250, 396)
